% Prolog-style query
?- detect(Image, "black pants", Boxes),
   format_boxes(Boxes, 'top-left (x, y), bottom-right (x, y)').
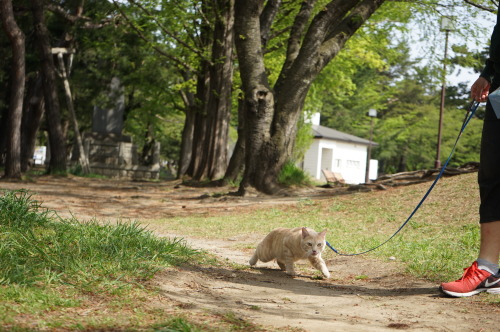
top-left (479, 81), bottom-right (500, 223)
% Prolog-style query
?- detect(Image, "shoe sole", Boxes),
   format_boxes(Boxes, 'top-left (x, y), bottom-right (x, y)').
top-left (441, 287), bottom-right (500, 298)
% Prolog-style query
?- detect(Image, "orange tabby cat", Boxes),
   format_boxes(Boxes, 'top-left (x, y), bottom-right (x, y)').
top-left (249, 227), bottom-right (330, 278)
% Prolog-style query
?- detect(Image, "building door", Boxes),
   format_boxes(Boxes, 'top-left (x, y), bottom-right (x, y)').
top-left (320, 147), bottom-right (333, 180)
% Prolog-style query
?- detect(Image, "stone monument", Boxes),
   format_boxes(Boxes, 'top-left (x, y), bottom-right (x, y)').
top-left (84, 77), bottom-right (160, 180)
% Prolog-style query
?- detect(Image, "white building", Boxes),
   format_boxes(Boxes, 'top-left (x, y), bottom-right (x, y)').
top-left (302, 115), bottom-right (378, 185)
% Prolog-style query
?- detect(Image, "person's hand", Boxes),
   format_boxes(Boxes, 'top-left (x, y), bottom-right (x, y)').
top-left (471, 77), bottom-right (491, 102)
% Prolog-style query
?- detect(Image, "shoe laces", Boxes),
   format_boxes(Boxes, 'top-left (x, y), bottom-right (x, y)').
top-left (457, 262), bottom-right (489, 283)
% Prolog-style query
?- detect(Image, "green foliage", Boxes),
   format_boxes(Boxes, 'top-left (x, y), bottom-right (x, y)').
top-left (310, 0), bottom-right (488, 174)
top-left (278, 161), bottom-right (314, 187)
top-left (0, 0), bottom-right (493, 181)
top-left (371, 80), bottom-right (482, 173)
top-left (70, 10), bottom-right (185, 163)
top-left (293, 120), bottom-right (314, 162)
top-left (452, 44), bottom-right (489, 75)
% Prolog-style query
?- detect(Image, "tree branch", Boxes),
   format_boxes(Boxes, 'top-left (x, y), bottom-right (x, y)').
top-left (275, 0), bottom-right (359, 92)
top-left (260, 0), bottom-right (282, 47)
top-left (463, 0), bottom-right (497, 12)
top-left (46, 3), bottom-right (115, 29)
top-left (126, 0), bottom-right (208, 61)
top-left (234, 0), bottom-right (270, 91)
top-left (111, 0), bottom-right (196, 73)
top-left (282, 0), bottom-right (317, 72)
top-left (321, 0), bottom-right (385, 67)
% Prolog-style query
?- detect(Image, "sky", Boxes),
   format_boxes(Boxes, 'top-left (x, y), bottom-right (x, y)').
top-left (411, 7), bottom-right (497, 89)
top-left (448, 18), bottom-right (496, 87)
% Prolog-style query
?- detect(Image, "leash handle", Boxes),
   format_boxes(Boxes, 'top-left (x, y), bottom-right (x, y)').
top-left (327, 101), bottom-right (480, 256)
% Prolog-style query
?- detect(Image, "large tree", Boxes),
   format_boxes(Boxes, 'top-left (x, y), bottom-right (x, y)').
top-left (32, 0), bottom-right (67, 174)
top-left (206, 0), bottom-right (235, 180)
top-left (185, 0), bottom-right (235, 181)
top-left (235, 0), bottom-right (386, 194)
top-left (115, 0), bottom-right (235, 181)
top-left (0, 0), bottom-right (25, 178)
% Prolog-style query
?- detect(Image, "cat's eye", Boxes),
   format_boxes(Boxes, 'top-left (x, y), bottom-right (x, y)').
top-left (317, 244), bottom-right (322, 247)
top-left (307, 242), bottom-right (312, 246)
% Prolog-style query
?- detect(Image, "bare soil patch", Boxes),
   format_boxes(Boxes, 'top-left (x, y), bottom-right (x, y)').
top-left (1, 175), bottom-right (498, 331)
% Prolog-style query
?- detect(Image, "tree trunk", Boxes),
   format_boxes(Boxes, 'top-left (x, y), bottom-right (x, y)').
top-left (222, 96), bottom-right (246, 185)
top-left (177, 0), bottom-right (235, 182)
top-left (187, 62), bottom-right (210, 178)
top-left (0, 107), bottom-right (7, 166)
top-left (204, 0), bottom-right (235, 180)
top-left (0, 0), bottom-right (25, 179)
top-left (398, 152), bottom-right (407, 173)
top-left (235, 0), bottom-right (385, 194)
top-left (192, 0), bottom-right (235, 181)
top-left (21, 74), bottom-right (45, 172)
top-left (32, 0), bottom-right (67, 174)
top-left (140, 122), bottom-right (155, 165)
top-left (177, 102), bottom-right (195, 178)
top-left (55, 51), bottom-right (90, 174)
top-left (234, 0), bottom-right (275, 194)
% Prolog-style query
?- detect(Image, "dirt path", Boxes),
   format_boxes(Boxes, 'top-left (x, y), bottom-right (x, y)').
top-left (156, 234), bottom-right (497, 332)
top-left (1, 175), bottom-right (498, 331)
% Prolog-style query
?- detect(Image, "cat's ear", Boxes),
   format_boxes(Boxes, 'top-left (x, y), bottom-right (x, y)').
top-left (319, 229), bottom-right (327, 238)
top-left (301, 227), bottom-right (309, 238)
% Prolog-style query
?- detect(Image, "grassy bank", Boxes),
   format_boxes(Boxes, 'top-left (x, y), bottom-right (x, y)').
top-left (0, 190), bottom-right (219, 331)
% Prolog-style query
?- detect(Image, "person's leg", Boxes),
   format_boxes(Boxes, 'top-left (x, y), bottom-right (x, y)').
top-left (440, 220), bottom-right (500, 297)
top-left (479, 221), bottom-right (500, 263)
top-left (478, 220), bottom-right (500, 269)
top-left (477, 83), bottom-right (500, 268)
top-left (441, 92), bottom-right (500, 297)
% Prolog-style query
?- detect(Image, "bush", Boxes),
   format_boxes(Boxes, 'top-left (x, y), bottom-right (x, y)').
top-left (278, 161), bottom-right (314, 187)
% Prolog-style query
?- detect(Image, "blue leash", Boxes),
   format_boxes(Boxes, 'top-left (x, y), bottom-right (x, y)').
top-left (326, 101), bottom-right (480, 256)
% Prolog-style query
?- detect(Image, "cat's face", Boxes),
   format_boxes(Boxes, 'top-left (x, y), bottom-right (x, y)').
top-left (301, 228), bottom-right (327, 257)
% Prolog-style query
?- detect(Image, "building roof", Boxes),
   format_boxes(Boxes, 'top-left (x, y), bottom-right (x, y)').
top-left (311, 124), bottom-right (378, 146)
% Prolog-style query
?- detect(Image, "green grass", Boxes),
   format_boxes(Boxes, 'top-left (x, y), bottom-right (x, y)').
top-left (152, 317), bottom-right (204, 332)
top-left (157, 207), bottom-right (480, 282)
top-left (150, 173), bottom-right (487, 284)
top-left (1, 173), bottom-right (497, 329)
top-left (278, 161), bottom-right (315, 187)
top-left (69, 164), bottom-right (108, 178)
top-left (0, 190), bottom-right (211, 330)
top-left (0, 190), bottom-right (200, 288)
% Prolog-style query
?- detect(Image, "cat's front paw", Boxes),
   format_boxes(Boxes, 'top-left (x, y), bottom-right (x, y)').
top-left (285, 270), bottom-right (298, 277)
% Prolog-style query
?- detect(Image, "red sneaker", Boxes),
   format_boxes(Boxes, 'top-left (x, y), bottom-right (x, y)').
top-left (441, 261), bottom-right (500, 297)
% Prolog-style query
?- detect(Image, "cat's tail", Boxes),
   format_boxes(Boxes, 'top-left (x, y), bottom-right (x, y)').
top-left (249, 252), bottom-right (258, 266)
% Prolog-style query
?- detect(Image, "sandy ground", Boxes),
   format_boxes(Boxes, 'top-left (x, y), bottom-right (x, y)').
top-left (1, 175), bottom-right (499, 332)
